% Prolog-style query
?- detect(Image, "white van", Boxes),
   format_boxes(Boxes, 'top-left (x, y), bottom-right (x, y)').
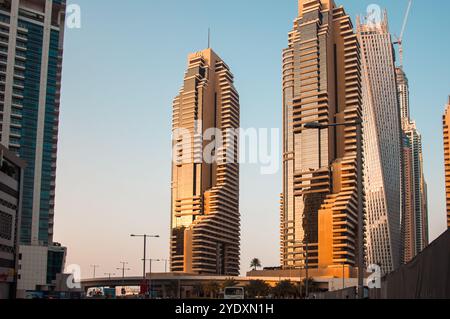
top-left (224, 287), bottom-right (245, 300)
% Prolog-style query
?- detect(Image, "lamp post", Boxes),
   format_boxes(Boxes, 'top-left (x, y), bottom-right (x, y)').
top-left (130, 234), bottom-right (160, 280)
top-left (161, 259), bottom-right (169, 273)
top-left (304, 120), bottom-right (364, 299)
top-left (104, 273), bottom-right (115, 280)
top-left (131, 234), bottom-right (160, 298)
top-left (90, 264), bottom-right (99, 278)
top-left (144, 258), bottom-right (161, 297)
top-left (116, 261), bottom-right (130, 279)
top-left (292, 240), bottom-right (309, 298)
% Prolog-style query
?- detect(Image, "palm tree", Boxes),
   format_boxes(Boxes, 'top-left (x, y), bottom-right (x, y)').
top-left (272, 280), bottom-right (296, 299)
top-left (250, 258), bottom-right (262, 271)
top-left (222, 278), bottom-right (239, 290)
top-left (245, 280), bottom-right (271, 299)
top-left (203, 281), bottom-right (221, 299)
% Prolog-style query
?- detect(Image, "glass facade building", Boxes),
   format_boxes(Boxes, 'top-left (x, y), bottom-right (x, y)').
top-left (0, 0), bottom-right (66, 247)
top-left (357, 13), bottom-right (402, 275)
top-left (0, 0), bottom-right (66, 296)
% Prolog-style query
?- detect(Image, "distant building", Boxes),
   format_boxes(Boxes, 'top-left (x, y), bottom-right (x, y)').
top-left (396, 68), bottom-right (429, 263)
top-left (280, 0), bottom-right (363, 276)
top-left (0, 144), bottom-right (25, 299)
top-left (170, 48), bottom-right (240, 276)
top-left (357, 12), bottom-right (403, 275)
top-left (401, 134), bottom-right (416, 263)
top-left (443, 96), bottom-right (450, 229)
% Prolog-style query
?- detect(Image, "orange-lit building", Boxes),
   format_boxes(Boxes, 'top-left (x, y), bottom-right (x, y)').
top-left (443, 96), bottom-right (450, 229)
top-left (280, 0), bottom-right (363, 277)
top-left (170, 49), bottom-right (240, 276)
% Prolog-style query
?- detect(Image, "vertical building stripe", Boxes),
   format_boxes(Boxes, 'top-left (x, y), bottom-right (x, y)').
top-left (31, 0), bottom-right (53, 244)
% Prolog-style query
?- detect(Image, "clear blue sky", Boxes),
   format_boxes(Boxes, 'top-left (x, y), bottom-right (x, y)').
top-left (55, 0), bottom-right (450, 278)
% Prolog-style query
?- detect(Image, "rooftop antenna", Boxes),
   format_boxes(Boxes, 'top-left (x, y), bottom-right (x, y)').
top-left (208, 27), bottom-right (211, 48)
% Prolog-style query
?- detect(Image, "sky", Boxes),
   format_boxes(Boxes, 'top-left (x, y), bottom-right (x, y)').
top-left (55, 0), bottom-right (450, 278)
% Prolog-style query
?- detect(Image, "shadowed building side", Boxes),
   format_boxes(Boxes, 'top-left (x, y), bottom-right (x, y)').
top-left (170, 49), bottom-right (240, 276)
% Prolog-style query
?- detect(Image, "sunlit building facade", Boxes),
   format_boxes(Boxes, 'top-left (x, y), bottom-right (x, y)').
top-left (170, 48), bottom-right (240, 276)
top-left (357, 13), bottom-right (402, 275)
top-left (280, 0), bottom-right (363, 275)
top-left (443, 96), bottom-right (450, 229)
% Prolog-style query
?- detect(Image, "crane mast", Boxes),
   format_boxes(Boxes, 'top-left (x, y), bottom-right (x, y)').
top-left (395, 0), bottom-right (413, 67)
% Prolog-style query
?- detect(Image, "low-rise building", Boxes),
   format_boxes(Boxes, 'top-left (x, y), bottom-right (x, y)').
top-left (0, 145), bottom-right (25, 299)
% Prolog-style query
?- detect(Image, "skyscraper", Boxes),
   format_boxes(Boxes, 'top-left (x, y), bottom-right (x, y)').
top-left (280, 0), bottom-right (363, 274)
top-left (357, 13), bottom-right (402, 275)
top-left (443, 96), bottom-right (450, 229)
top-left (0, 0), bottom-right (66, 295)
top-left (170, 48), bottom-right (240, 276)
top-left (397, 68), bottom-right (429, 263)
top-left (401, 134), bottom-right (416, 263)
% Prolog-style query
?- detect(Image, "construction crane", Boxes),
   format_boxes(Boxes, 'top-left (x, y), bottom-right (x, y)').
top-left (394, 0), bottom-right (413, 67)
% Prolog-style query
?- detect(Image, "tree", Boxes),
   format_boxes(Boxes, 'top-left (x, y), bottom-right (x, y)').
top-left (222, 278), bottom-right (239, 290)
top-left (193, 283), bottom-right (205, 298)
top-left (250, 258), bottom-right (262, 271)
top-left (245, 280), bottom-right (271, 299)
top-left (272, 280), bottom-right (296, 299)
top-left (203, 281), bottom-right (221, 299)
top-left (165, 281), bottom-right (180, 299)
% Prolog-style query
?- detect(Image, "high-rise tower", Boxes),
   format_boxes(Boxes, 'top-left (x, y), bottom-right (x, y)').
top-left (280, 0), bottom-right (363, 273)
top-left (397, 68), bottom-right (429, 263)
top-left (0, 0), bottom-right (67, 296)
top-left (170, 49), bottom-right (240, 276)
top-left (357, 13), bottom-right (402, 275)
top-left (0, 0), bottom-right (66, 246)
top-left (443, 96), bottom-right (450, 229)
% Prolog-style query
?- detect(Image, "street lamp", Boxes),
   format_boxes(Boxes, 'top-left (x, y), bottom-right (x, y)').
top-left (104, 273), bottom-right (115, 280)
top-left (131, 234), bottom-right (160, 298)
top-left (116, 261), bottom-right (130, 279)
top-left (304, 120), bottom-right (364, 299)
top-left (90, 265), bottom-right (99, 278)
top-left (161, 259), bottom-right (169, 273)
top-left (142, 258), bottom-right (161, 297)
top-left (130, 234), bottom-right (160, 280)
